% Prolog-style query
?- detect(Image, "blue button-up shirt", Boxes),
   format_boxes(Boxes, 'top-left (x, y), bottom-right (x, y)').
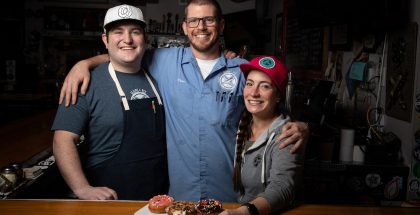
top-left (148, 47), bottom-right (247, 202)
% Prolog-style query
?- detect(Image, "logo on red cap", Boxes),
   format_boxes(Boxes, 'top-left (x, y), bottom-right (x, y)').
top-left (259, 57), bottom-right (275, 69)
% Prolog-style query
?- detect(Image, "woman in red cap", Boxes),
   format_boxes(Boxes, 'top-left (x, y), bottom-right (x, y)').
top-left (222, 56), bottom-right (304, 215)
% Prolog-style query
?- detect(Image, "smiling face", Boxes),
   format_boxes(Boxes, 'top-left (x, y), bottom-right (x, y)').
top-left (244, 70), bottom-right (280, 119)
top-left (182, 3), bottom-right (224, 59)
top-left (102, 21), bottom-right (146, 73)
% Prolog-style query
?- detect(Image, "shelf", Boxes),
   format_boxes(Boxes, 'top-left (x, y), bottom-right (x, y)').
top-left (43, 30), bottom-right (102, 39)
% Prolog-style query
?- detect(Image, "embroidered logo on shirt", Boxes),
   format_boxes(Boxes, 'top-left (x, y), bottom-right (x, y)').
top-left (130, 89), bottom-right (149, 100)
top-left (219, 71), bottom-right (238, 91)
top-left (253, 154), bottom-right (262, 167)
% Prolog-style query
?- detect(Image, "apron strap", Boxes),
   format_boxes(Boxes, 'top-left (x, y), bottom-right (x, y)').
top-left (108, 63), bottom-right (163, 110)
top-left (108, 63), bottom-right (130, 110)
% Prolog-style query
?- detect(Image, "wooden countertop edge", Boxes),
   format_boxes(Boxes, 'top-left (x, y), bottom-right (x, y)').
top-left (1, 199), bottom-right (420, 215)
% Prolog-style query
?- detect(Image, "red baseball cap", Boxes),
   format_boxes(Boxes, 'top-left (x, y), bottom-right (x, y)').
top-left (240, 56), bottom-right (288, 91)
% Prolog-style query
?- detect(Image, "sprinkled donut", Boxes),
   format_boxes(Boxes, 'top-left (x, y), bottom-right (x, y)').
top-left (148, 195), bottom-right (174, 213)
top-left (196, 199), bottom-right (223, 215)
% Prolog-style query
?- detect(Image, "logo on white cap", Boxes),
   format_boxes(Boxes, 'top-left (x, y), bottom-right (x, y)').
top-left (103, 4), bottom-right (145, 31)
top-left (118, 5), bottom-right (133, 18)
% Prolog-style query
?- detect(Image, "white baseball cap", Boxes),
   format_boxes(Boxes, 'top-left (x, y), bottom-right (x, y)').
top-left (103, 4), bottom-right (146, 32)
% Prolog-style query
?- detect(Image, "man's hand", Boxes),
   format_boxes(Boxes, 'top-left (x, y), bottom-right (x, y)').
top-left (277, 121), bottom-right (310, 154)
top-left (74, 185), bottom-right (118, 200)
top-left (223, 49), bottom-right (237, 59)
top-left (59, 60), bottom-right (91, 106)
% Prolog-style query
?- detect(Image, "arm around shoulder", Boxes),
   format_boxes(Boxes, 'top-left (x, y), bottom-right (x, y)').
top-left (277, 121), bottom-right (309, 154)
top-left (59, 54), bottom-right (110, 106)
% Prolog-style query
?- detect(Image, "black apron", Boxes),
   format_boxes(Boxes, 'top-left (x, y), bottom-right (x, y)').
top-left (85, 63), bottom-right (168, 200)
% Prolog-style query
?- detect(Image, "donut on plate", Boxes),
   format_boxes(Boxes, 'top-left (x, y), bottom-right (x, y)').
top-left (166, 201), bottom-right (197, 215)
top-left (148, 194), bottom-right (174, 213)
top-left (196, 199), bottom-right (223, 215)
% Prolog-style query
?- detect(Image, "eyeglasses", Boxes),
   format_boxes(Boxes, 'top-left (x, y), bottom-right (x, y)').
top-left (185, 16), bottom-right (217, 28)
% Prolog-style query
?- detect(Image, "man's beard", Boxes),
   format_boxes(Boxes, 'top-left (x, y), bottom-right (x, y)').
top-left (189, 34), bottom-right (220, 53)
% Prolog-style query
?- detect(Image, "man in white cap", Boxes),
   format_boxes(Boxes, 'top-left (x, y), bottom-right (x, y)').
top-left (51, 4), bottom-right (168, 200)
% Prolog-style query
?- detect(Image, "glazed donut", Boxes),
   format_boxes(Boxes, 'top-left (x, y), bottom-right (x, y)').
top-left (148, 195), bottom-right (174, 213)
top-left (196, 199), bottom-right (223, 215)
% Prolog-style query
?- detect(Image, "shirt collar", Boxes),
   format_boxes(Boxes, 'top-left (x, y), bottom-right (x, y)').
top-left (181, 47), bottom-right (227, 68)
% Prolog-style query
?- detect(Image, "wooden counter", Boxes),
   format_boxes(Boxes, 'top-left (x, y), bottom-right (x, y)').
top-left (0, 199), bottom-right (419, 215)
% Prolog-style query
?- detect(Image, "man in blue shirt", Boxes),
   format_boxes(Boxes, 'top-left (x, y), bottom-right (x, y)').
top-left (59, 0), bottom-right (309, 202)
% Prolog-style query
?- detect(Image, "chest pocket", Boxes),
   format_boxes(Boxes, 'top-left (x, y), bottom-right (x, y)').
top-left (205, 92), bottom-right (244, 126)
top-left (170, 81), bottom-right (194, 119)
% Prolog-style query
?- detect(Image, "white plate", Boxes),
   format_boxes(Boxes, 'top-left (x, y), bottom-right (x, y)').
top-left (134, 204), bottom-right (166, 215)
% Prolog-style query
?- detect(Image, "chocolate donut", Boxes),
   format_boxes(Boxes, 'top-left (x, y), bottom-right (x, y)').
top-left (196, 199), bottom-right (223, 215)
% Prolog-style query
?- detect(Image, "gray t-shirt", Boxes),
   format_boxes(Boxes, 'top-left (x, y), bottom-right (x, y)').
top-left (51, 62), bottom-right (156, 167)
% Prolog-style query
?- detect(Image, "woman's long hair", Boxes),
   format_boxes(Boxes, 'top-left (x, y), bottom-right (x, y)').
top-left (233, 109), bottom-right (252, 195)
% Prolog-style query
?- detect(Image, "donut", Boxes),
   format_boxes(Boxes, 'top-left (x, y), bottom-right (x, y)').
top-left (166, 201), bottom-right (197, 215)
top-left (196, 199), bottom-right (223, 215)
top-left (148, 195), bottom-right (174, 213)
